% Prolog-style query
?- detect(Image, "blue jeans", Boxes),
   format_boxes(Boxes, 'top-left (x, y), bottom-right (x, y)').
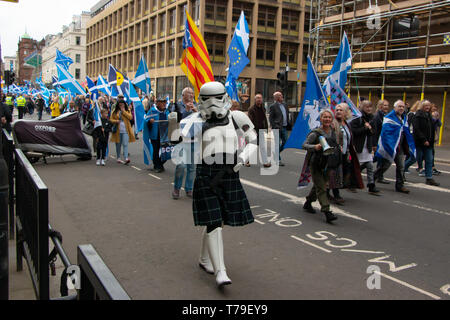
top-left (416, 146), bottom-right (433, 179)
top-left (404, 153), bottom-right (416, 172)
top-left (115, 132), bottom-right (129, 160)
top-left (174, 163), bottom-right (196, 191)
top-left (279, 126), bottom-right (288, 160)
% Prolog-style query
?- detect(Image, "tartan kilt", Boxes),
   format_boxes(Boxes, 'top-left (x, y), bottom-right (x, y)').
top-left (193, 164), bottom-right (254, 227)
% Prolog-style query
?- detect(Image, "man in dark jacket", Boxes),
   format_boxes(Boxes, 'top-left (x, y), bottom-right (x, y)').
top-left (1, 95), bottom-right (13, 133)
top-left (269, 91), bottom-right (289, 166)
top-left (35, 94), bottom-right (45, 120)
top-left (412, 100), bottom-right (439, 186)
top-left (351, 100), bottom-right (380, 195)
top-left (373, 99), bottom-right (390, 184)
top-left (248, 93), bottom-right (270, 167)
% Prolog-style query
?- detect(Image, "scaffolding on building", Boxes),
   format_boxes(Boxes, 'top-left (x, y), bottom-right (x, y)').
top-left (308, 0), bottom-right (450, 101)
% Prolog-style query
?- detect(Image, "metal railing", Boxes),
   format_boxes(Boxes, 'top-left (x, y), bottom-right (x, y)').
top-left (2, 129), bottom-right (14, 240)
top-left (14, 148), bottom-right (50, 300)
top-left (4, 129), bottom-right (130, 300)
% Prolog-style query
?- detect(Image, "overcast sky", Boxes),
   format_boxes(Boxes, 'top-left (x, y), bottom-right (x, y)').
top-left (0, 0), bottom-right (98, 58)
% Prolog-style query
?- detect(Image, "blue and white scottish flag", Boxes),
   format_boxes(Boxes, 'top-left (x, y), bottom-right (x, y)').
top-left (55, 49), bottom-right (74, 71)
top-left (86, 76), bottom-right (99, 101)
top-left (56, 63), bottom-right (85, 95)
top-left (93, 101), bottom-right (102, 129)
top-left (96, 74), bottom-right (112, 97)
top-left (225, 11), bottom-right (250, 100)
top-left (284, 56), bottom-right (329, 150)
top-left (131, 55), bottom-right (152, 95)
top-left (129, 84), bottom-right (146, 133)
top-left (375, 110), bottom-right (416, 162)
top-left (323, 32), bottom-right (352, 96)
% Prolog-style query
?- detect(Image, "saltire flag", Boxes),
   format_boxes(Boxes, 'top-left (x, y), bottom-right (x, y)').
top-left (55, 49), bottom-right (73, 70)
top-left (328, 78), bottom-right (361, 119)
top-left (86, 76), bottom-right (99, 101)
top-left (56, 63), bottom-right (85, 95)
top-left (97, 74), bottom-right (112, 96)
top-left (35, 77), bottom-right (47, 91)
top-left (284, 56), bottom-right (328, 150)
top-left (375, 110), bottom-right (416, 163)
top-left (225, 11), bottom-right (250, 101)
top-left (108, 64), bottom-right (130, 101)
top-left (93, 101), bottom-right (102, 129)
top-left (322, 32), bottom-right (352, 97)
top-left (225, 73), bottom-right (238, 101)
top-left (132, 55), bottom-right (152, 95)
top-left (129, 83), bottom-right (146, 133)
top-left (52, 75), bottom-right (61, 89)
top-left (180, 10), bottom-right (214, 101)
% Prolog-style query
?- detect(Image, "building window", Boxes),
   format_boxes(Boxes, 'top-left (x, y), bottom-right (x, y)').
top-left (75, 68), bottom-right (81, 79)
top-left (258, 5), bottom-right (277, 34)
top-left (130, 1), bottom-right (135, 20)
top-left (159, 13), bottom-right (166, 37)
top-left (168, 40), bottom-right (175, 66)
top-left (191, 0), bottom-right (200, 22)
top-left (280, 42), bottom-right (298, 69)
top-left (169, 9), bottom-right (176, 34)
top-left (256, 39), bottom-right (275, 67)
top-left (150, 45), bottom-right (156, 68)
top-left (205, 33), bottom-right (226, 63)
top-left (144, 0), bottom-right (149, 13)
top-left (76, 36), bottom-right (81, 45)
top-left (130, 26), bottom-right (134, 44)
top-left (151, 17), bottom-right (157, 39)
top-left (179, 4), bottom-right (187, 31)
top-left (205, 0), bottom-right (227, 28)
top-left (232, 1), bottom-right (253, 31)
top-left (176, 76), bottom-right (190, 100)
top-left (136, 24), bottom-right (141, 43)
top-left (157, 77), bottom-right (173, 99)
top-left (143, 20), bottom-right (149, 40)
top-left (281, 9), bottom-right (299, 36)
top-left (159, 42), bottom-right (165, 67)
top-left (129, 51), bottom-right (133, 71)
top-left (76, 54), bottom-right (81, 63)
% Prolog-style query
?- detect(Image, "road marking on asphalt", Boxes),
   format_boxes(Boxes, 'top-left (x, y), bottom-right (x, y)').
top-left (361, 173), bottom-right (450, 193)
top-left (393, 200), bottom-right (450, 217)
top-left (131, 166), bottom-right (142, 171)
top-left (395, 163), bottom-right (450, 174)
top-left (374, 271), bottom-right (441, 300)
top-left (290, 235), bottom-right (332, 253)
top-left (148, 173), bottom-right (162, 180)
top-left (240, 178), bottom-right (368, 222)
top-left (341, 249), bottom-right (386, 254)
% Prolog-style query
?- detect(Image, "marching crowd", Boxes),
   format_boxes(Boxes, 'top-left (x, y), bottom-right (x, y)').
top-left (0, 89), bottom-right (444, 224)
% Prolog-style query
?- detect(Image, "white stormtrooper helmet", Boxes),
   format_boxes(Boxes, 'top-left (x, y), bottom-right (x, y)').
top-left (197, 81), bottom-right (231, 120)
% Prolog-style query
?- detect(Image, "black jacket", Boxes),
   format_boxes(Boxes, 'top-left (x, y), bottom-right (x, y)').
top-left (351, 112), bottom-right (376, 153)
top-left (373, 110), bottom-right (386, 141)
top-left (0, 102), bottom-right (12, 133)
top-left (93, 118), bottom-right (113, 143)
top-left (412, 110), bottom-right (434, 147)
top-left (269, 102), bottom-right (289, 129)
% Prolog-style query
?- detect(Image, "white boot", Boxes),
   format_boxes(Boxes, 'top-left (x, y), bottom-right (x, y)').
top-left (206, 227), bottom-right (232, 287)
top-left (198, 228), bottom-right (214, 274)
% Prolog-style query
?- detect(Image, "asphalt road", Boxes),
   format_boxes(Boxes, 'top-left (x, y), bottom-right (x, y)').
top-left (22, 112), bottom-right (450, 300)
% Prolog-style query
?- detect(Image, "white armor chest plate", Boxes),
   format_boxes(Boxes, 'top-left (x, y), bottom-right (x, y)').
top-left (202, 115), bottom-right (238, 161)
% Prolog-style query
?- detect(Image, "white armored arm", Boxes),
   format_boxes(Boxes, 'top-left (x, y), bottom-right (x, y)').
top-left (231, 111), bottom-right (258, 172)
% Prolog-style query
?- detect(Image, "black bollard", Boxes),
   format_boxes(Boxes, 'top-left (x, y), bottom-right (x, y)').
top-left (0, 150), bottom-right (9, 300)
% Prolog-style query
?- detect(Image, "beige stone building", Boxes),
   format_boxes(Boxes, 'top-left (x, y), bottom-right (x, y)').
top-left (86, 0), bottom-right (311, 109)
top-left (41, 13), bottom-right (91, 85)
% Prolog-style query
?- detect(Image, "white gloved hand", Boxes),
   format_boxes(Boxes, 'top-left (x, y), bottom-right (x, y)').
top-left (233, 162), bottom-right (244, 173)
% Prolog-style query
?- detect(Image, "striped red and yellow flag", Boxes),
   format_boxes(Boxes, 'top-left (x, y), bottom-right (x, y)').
top-left (180, 11), bottom-right (214, 101)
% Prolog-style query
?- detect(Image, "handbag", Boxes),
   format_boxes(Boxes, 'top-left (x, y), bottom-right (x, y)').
top-left (111, 123), bottom-right (118, 133)
top-left (82, 122), bottom-right (94, 136)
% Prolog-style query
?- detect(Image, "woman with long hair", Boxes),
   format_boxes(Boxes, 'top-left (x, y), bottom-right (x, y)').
top-left (109, 99), bottom-right (136, 164)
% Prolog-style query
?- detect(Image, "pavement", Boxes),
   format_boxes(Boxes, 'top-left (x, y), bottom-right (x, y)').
top-left (6, 111), bottom-right (450, 300)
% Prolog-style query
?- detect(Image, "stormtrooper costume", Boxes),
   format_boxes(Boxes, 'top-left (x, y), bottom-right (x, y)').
top-left (180, 82), bottom-right (258, 287)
